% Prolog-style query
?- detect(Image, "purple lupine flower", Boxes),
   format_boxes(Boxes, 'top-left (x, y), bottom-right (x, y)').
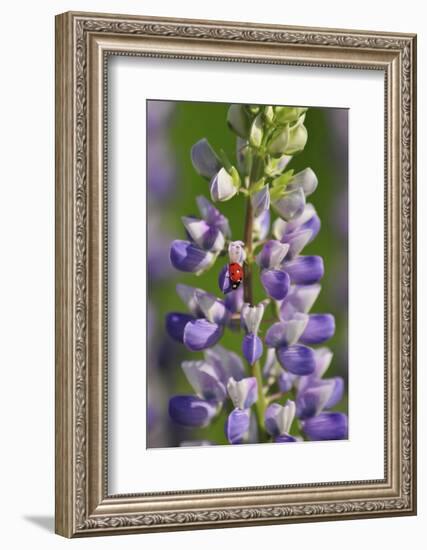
top-left (279, 283), bottom-right (321, 321)
top-left (227, 377), bottom-right (258, 410)
top-left (296, 378), bottom-right (338, 420)
top-left (191, 138), bottom-right (222, 179)
top-left (182, 360), bottom-right (227, 402)
top-left (256, 240), bottom-right (289, 270)
top-left (256, 240), bottom-right (291, 300)
top-left (176, 283), bottom-right (205, 315)
top-left (242, 335), bottom-right (263, 366)
top-left (165, 312), bottom-right (196, 343)
top-left (276, 344), bottom-right (316, 375)
top-left (169, 346), bottom-right (247, 431)
top-left (224, 285), bottom-right (244, 313)
top-left (183, 289), bottom-right (230, 351)
top-left (183, 319), bottom-right (223, 351)
top-left (282, 256), bottom-right (324, 285)
top-left (265, 313), bottom-right (309, 348)
top-left (273, 203), bottom-right (321, 259)
top-left (218, 265), bottom-right (233, 295)
top-left (196, 196), bottom-right (231, 238)
top-left (225, 377), bottom-right (258, 444)
top-left (299, 314), bottom-right (336, 344)
top-left (265, 280), bottom-right (330, 378)
top-left (241, 302), bottom-right (265, 365)
top-left (181, 195), bottom-right (233, 253)
top-left (274, 203), bottom-right (321, 246)
top-left (170, 240), bottom-right (215, 274)
top-left (260, 269), bottom-right (290, 300)
top-left (295, 347), bottom-right (346, 431)
top-left (169, 396), bottom-right (218, 427)
top-left (182, 216), bottom-right (225, 252)
top-left (265, 401), bottom-right (297, 443)
top-left (170, 197), bottom-right (230, 274)
top-left (225, 408), bottom-right (252, 444)
top-left (195, 290), bottom-right (229, 325)
top-left (302, 412), bottom-right (348, 440)
top-left (204, 345), bottom-right (245, 383)
top-left (168, 285), bottom-right (230, 351)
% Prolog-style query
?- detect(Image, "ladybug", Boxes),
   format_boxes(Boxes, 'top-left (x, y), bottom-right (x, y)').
top-left (229, 262), bottom-right (244, 290)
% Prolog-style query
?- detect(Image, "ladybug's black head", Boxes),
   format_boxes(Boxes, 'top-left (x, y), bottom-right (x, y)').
top-left (231, 282), bottom-right (240, 290)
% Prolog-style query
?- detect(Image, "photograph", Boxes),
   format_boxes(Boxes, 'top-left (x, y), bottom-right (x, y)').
top-left (146, 100), bottom-right (349, 448)
top-left (53, 10), bottom-right (416, 537)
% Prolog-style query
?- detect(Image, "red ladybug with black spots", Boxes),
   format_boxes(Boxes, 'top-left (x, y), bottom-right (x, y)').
top-left (228, 262), bottom-right (244, 290)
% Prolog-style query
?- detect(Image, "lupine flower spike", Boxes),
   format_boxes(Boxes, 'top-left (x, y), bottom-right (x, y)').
top-left (167, 104), bottom-right (347, 445)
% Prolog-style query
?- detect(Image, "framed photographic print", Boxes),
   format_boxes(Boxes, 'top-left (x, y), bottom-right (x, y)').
top-left (55, 11), bottom-right (417, 537)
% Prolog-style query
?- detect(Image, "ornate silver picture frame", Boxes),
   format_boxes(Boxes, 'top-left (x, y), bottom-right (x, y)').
top-left (55, 11), bottom-right (417, 537)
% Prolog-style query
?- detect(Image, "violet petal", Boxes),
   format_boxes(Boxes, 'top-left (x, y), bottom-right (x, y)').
top-left (303, 412), bottom-right (348, 441)
top-left (170, 240), bottom-right (214, 273)
top-left (169, 395), bottom-right (217, 427)
top-left (242, 334), bottom-right (263, 365)
top-left (191, 138), bottom-right (222, 179)
top-left (265, 314), bottom-right (308, 348)
top-left (280, 284), bottom-right (321, 320)
top-left (296, 380), bottom-right (336, 420)
top-left (261, 269), bottom-right (290, 300)
top-left (225, 408), bottom-right (251, 444)
top-left (183, 319), bottom-right (223, 351)
top-left (165, 312), bottom-right (195, 343)
top-left (277, 344), bottom-right (316, 375)
top-left (196, 195), bottom-right (231, 237)
top-left (300, 314), bottom-right (336, 345)
top-left (256, 240), bottom-right (289, 270)
top-left (324, 377), bottom-right (345, 409)
top-left (282, 256), bottom-right (324, 285)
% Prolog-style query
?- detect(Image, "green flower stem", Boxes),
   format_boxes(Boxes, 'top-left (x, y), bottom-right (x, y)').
top-left (266, 391), bottom-right (285, 405)
top-left (243, 196), bottom-right (254, 306)
top-left (252, 359), bottom-right (268, 439)
top-left (252, 238), bottom-right (268, 251)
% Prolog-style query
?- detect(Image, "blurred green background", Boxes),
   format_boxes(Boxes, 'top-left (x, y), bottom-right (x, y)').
top-left (147, 101), bottom-right (348, 448)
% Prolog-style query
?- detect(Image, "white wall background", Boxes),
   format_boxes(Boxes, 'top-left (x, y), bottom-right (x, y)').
top-left (0, 1), bottom-right (423, 548)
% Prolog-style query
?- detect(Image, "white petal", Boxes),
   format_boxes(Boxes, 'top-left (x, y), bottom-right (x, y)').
top-left (314, 347), bottom-right (334, 377)
top-left (241, 302), bottom-right (265, 334)
top-left (280, 400), bottom-right (296, 434)
top-left (288, 168), bottom-right (318, 196)
top-left (273, 217), bottom-right (289, 240)
top-left (195, 290), bottom-right (227, 324)
top-left (228, 240), bottom-right (246, 263)
top-left (210, 168), bottom-right (238, 202)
